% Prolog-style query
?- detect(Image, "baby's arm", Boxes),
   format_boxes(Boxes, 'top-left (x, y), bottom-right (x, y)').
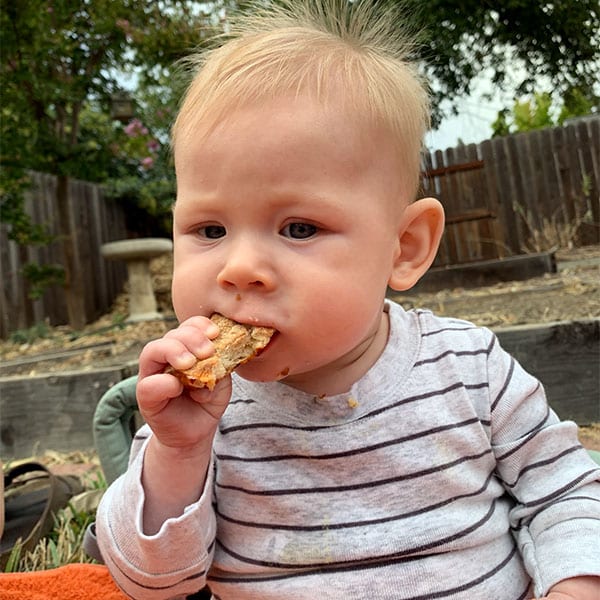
top-left (136, 316), bottom-right (232, 533)
top-left (96, 316), bottom-right (232, 599)
top-left (485, 331), bottom-right (600, 597)
top-left (542, 576), bottom-right (600, 599)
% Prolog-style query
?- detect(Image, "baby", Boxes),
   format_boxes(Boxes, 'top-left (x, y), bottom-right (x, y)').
top-left (95, 1), bottom-right (600, 598)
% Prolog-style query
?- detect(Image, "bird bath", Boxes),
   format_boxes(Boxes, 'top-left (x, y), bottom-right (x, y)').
top-left (101, 238), bottom-right (172, 322)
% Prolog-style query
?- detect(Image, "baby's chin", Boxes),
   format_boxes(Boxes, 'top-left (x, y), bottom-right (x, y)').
top-left (234, 361), bottom-right (292, 384)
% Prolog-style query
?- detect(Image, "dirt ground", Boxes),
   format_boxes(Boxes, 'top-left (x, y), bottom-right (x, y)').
top-left (391, 245), bottom-right (600, 328)
top-left (1, 245), bottom-right (599, 449)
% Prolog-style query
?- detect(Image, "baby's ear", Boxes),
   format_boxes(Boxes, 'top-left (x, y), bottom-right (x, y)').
top-left (388, 197), bottom-right (445, 292)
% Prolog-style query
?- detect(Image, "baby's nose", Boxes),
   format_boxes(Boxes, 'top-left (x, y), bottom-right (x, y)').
top-left (216, 240), bottom-right (275, 291)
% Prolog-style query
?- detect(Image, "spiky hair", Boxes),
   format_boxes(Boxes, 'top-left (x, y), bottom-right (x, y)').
top-left (172, 0), bottom-right (429, 196)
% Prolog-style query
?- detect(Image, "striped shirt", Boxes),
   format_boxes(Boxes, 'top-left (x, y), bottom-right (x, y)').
top-left (97, 301), bottom-right (600, 599)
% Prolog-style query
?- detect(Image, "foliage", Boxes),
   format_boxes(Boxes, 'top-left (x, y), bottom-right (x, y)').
top-left (399, 0), bottom-right (600, 123)
top-left (0, 169), bottom-right (50, 245)
top-left (102, 114), bottom-right (177, 236)
top-left (491, 90), bottom-right (596, 136)
top-left (4, 502), bottom-right (99, 572)
top-left (9, 321), bottom-right (52, 345)
top-left (0, 1), bottom-right (222, 311)
top-left (0, 166), bottom-right (66, 298)
top-left (2, 0), bottom-right (599, 310)
top-left (3, 455), bottom-right (106, 573)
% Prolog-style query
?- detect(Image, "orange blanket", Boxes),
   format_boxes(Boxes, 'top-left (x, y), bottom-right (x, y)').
top-left (0, 563), bottom-right (128, 599)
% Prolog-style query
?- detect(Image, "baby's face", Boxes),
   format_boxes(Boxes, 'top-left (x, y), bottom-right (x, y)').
top-left (172, 94), bottom-right (409, 395)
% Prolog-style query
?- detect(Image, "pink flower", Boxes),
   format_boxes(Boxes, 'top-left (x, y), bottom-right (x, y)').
top-left (124, 118), bottom-right (148, 137)
top-left (141, 156), bottom-right (154, 169)
top-left (147, 139), bottom-right (160, 153)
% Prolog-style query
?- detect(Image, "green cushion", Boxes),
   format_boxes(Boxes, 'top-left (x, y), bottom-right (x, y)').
top-left (93, 376), bottom-right (139, 485)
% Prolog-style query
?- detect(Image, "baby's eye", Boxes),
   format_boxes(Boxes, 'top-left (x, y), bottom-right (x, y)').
top-left (198, 224), bottom-right (226, 239)
top-left (280, 222), bottom-right (318, 239)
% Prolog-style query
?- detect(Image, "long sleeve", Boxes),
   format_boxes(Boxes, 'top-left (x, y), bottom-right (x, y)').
top-left (95, 425), bottom-right (217, 599)
top-left (486, 334), bottom-right (600, 597)
top-left (94, 304), bottom-right (600, 600)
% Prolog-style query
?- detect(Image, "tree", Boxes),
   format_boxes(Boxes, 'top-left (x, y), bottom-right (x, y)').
top-left (0, 1), bottom-right (223, 328)
top-left (491, 90), bottom-right (596, 136)
top-left (399, 0), bottom-right (599, 124)
top-left (4, 0), bottom-right (599, 328)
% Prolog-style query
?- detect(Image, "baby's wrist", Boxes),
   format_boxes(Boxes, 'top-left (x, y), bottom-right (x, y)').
top-left (148, 433), bottom-right (214, 464)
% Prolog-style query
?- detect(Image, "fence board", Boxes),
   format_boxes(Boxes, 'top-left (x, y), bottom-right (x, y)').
top-left (577, 122), bottom-right (598, 223)
top-left (552, 126), bottom-right (576, 222)
top-left (589, 118), bottom-right (600, 224)
top-left (423, 117), bottom-right (599, 266)
top-left (2, 118), bottom-right (598, 336)
top-left (0, 173), bottom-right (129, 338)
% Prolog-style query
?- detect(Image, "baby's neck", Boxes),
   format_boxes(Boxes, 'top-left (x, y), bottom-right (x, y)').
top-left (281, 310), bottom-right (390, 397)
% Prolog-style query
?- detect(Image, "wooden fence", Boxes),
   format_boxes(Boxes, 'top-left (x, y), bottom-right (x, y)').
top-left (421, 117), bottom-right (600, 267)
top-left (1, 118), bottom-right (598, 337)
top-left (0, 173), bottom-right (129, 338)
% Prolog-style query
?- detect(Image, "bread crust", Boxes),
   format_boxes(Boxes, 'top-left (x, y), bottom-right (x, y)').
top-left (168, 313), bottom-right (275, 390)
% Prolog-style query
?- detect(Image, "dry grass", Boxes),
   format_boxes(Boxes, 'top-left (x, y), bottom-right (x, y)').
top-left (3, 451), bottom-right (105, 573)
top-left (4, 505), bottom-right (98, 572)
top-left (579, 423), bottom-right (600, 452)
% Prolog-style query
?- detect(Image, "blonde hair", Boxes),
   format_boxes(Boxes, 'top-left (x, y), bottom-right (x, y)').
top-left (172, 0), bottom-right (429, 197)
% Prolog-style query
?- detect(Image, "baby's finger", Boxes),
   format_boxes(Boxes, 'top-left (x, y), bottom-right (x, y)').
top-left (138, 337), bottom-right (198, 379)
top-left (162, 316), bottom-right (221, 357)
top-left (136, 373), bottom-right (183, 417)
top-left (177, 315), bottom-right (221, 338)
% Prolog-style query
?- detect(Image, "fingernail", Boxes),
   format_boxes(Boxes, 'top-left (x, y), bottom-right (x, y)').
top-left (174, 351), bottom-right (196, 369)
top-left (206, 324), bottom-right (220, 338)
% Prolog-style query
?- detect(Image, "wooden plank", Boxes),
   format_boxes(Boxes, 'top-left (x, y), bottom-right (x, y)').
top-left (586, 118), bottom-right (600, 230)
top-left (588, 118), bottom-right (600, 196)
top-left (0, 225), bottom-right (9, 339)
top-left (510, 131), bottom-right (535, 249)
top-left (0, 364), bottom-right (138, 459)
top-left (479, 139), bottom-right (507, 259)
top-left (103, 198), bottom-right (128, 301)
top-left (90, 186), bottom-right (110, 315)
top-left (0, 172), bottom-right (130, 337)
top-left (463, 144), bottom-right (481, 212)
top-left (433, 149), bottom-right (455, 266)
top-left (462, 144), bottom-right (486, 261)
top-left (444, 209), bottom-right (495, 225)
top-left (492, 136), bottom-right (521, 253)
top-left (451, 146), bottom-right (471, 263)
top-left (422, 159), bottom-right (484, 178)
top-left (538, 128), bottom-right (562, 226)
top-left (495, 319), bottom-right (600, 424)
top-left (442, 147), bottom-right (462, 218)
top-left (445, 146), bottom-right (471, 263)
top-left (576, 121), bottom-right (599, 224)
top-left (0, 342), bottom-right (115, 372)
top-left (419, 151), bottom-right (435, 198)
top-left (76, 180), bottom-right (95, 321)
top-left (560, 124), bottom-right (584, 240)
top-left (552, 125), bottom-right (577, 222)
top-left (38, 173), bottom-right (63, 326)
top-left (472, 140), bottom-right (502, 260)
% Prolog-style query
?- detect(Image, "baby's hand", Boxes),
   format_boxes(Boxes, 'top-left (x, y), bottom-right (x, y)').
top-left (136, 316), bottom-right (232, 451)
top-left (541, 576), bottom-right (600, 599)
